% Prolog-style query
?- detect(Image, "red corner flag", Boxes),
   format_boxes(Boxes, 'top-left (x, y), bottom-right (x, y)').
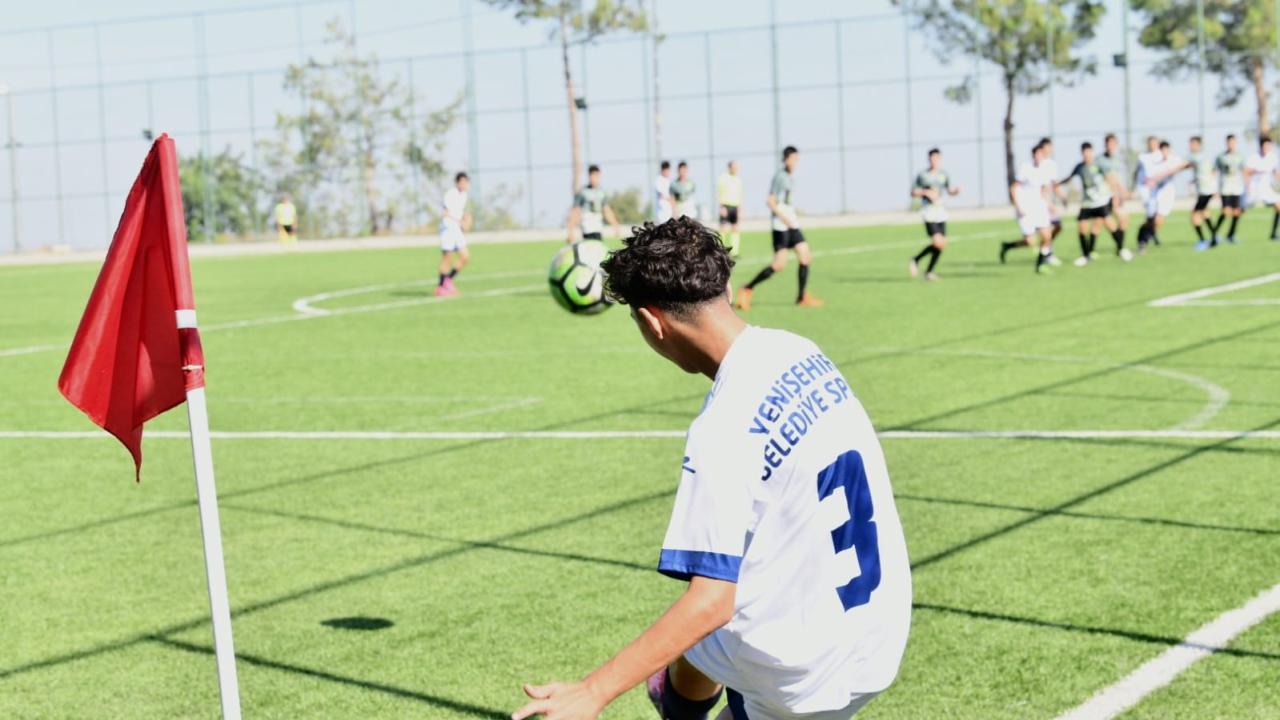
top-left (58, 134), bottom-right (205, 478)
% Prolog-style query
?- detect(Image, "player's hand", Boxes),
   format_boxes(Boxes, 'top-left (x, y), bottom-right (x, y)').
top-left (511, 681), bottom-right (604, 720)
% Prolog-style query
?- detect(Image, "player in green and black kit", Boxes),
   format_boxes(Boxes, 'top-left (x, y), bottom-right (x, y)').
top-left (670, 161), bottom-right (697, 219)
top-left (1182, 136), bottom-right (1219, 250)
top-left (567, 164), bottom-right (620, 243)
top-left (909, 148), bottom-right (961, 281)
top-left (1063, 142), bottom-right (1122, 266)
top-left (1213, 134), bottom-right (1245, 245)
top-left (736, 146), bottom-right (822, 309)
top-left (1097, 134), bottom-right (1133, 261)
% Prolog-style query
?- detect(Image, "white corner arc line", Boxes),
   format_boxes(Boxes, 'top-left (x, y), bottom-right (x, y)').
top-left (0, 429), bottom-right (1277, 441)
top-left (1148, 271), bottom-right (1280, 307)
top-left (1055, 582), bottom-right (1280, 720)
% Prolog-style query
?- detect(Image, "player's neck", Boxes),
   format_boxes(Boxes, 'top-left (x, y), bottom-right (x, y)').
top-left (683, 305), bottom-right (747, 380)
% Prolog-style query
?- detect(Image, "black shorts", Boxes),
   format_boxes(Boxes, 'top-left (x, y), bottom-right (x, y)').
top-left (1221, 195), bottom-right (1242, 209)
top-left (924, 221), bottom-right (946, 237)
top-left (771, 228), bottom-right (806, 251)
top-left (282, 224), bottom-right (295, 234)
top-left (1078, 205), bottom-right (1110, 221)
top-left (1194, 195), bottom-right (1215, 211)
top-left (721, 206), bottom-right (739, 224)
top-left (581, 232), bottom-right (602, 240)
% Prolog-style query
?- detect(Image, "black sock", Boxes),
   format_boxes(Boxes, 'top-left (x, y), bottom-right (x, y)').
top-left (925, 246), bottom-right (942, 273)
top-left (448, 268), bottom-right (459, 278)
top-left (438, 273), bottom-right (446, 286)
top-left (659, 669), bottom-right (722, 720)
top-left (1211, 215), bottom-right (1224, 234)
top-left (797, 264), bottom-right (810, 301)
top-left (745, 266), bottom-right (775, 290)
top-left (1001, 240), bottom-right (1023, 252)
top-left (1229, 215), bottom-right (1240, 238)
top-left (1271, 211), bottom-right (1279, 237)
top-left (1112, 228), bottom-right (1125, 250)
top-left (1088, 234), bottom-right (1098, 256)
top-left (1194, 222), bottom-right (1205, 241)
top-left (913, 245), bottom-right (934, 263)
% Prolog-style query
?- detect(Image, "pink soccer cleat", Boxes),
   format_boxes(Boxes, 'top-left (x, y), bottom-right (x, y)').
top-left (442, 277), bottom-right (459, 296)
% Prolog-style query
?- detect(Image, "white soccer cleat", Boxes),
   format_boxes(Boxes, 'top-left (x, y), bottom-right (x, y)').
top-left (1119, 248), bottom-right (1134, 262)
top-left (908, 260), bottom-right (919, 278)
top-left (1073, 256), bottom-right (1089, 267)
top-left (1047, 254), bottom-right (1063, 267)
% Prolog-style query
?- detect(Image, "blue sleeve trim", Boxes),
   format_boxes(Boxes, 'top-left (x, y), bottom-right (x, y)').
top-left (657, 549), bottom-right (742, 583)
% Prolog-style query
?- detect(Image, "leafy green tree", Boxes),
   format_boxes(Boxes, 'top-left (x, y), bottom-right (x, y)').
top-left (482, 0), bottom-right (647, 194)
top-left (179, 149), bottom-right (264, 241)
top-left (261, 20), bottom-right (458, 237)
top-left (605, 187), bottom-right (647, 226)
top-left (1130, 0), bottom-right (1277, 137)
top-left (897, 1), bottom-right (1106, 190)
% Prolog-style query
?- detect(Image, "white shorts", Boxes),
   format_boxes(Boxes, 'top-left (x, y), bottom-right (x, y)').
top-left (440, 226), bottom-right (466, 252)
top-left (1017, 208), bottom-right (1050, 237)
top-left (1247, 185), bottom-right (1280, 207)
top-left (1146, 186), bottom-right (1175, 217)
top-left (686, 632), bottom-right (878, 720)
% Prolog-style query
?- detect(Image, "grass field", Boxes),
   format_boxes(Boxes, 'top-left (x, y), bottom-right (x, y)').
top-left (1, 211), bottom-right (1277, 719)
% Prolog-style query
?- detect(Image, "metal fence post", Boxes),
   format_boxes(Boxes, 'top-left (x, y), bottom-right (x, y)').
top-left (704, 32), bottom-right (715, 212)
top-left (769, 0), bottom-right (781, 158)
top-left (521, 48), bottom-right (535, 227)
top-left (835, 22), bottom-right (847, 213)
top-left (902, 7), bottom-right (915, 186)
top-left (462, 0), bottom-right (480, 193)
top-left (974, 58), bottom-right (986, 207)
top-left (3, 87), bottom-right (19, 253)
top-left (407, 58), bottom-right (423, 230)
top-left (1196, 0), bottom-right (1206, 136)
top-left (47, 29), bottom-right (65, 246)
top-left (94, 25), bottom-right (111, 232)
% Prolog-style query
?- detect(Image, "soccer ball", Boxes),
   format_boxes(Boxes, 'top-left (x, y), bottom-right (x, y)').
top-left (548, 239), bottom-right (613, 315)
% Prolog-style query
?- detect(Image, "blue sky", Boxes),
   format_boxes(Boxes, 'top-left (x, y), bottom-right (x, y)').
top-left (0, 0), bottom-right (1255, 250)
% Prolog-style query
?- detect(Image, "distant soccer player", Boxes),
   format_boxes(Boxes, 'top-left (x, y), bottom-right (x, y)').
top-left (1039, 137), bottom-right (1066, 243)
top-left (1214, 134), bottom-right (1245, 245)
top-left (1243, 136), bottom-right (1280, 241)
top-left (1097, 133), bottom-right (1132, 259)
top-left (717, 161), bottom-right (743, 257)
top-left (654, 161), bottom-right (675, 224)
top-left (1137, 141), bottom-right (1181, 252)
top-left (1184, 136), bottom-right (1219, 250)
top-left (436, 172), bottom-right (472, 297)
top-left (908, 148), bottom-right (960, 281)
top-left (1000, 143), bottom-right (1056, 274)
top-left (671, 161), bottom-right (698, 219)
top-left (737, 146), bottom-right (823, 309)
top-left (567, 165), bottom-right (620, 243)
top-left (1062, 142), bottom-right (1120, 266)
top-left (511, 217), bottom-right (912, 720)
top-left (273, 193), bottom-right (298, 243)
top-left (1133, 136), bottom-right (1164, 249)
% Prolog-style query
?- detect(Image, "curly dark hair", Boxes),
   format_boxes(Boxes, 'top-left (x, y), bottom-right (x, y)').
top-left (602, 217), bottom-right (734, 318)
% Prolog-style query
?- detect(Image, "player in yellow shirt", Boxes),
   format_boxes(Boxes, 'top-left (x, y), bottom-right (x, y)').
top-left (273, 194), bottom-right (298, 243)
top-left (717, 161), bottom-right (743, 257)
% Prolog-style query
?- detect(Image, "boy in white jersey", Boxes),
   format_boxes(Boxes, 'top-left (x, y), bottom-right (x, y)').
top-left (999, 143), bottom-right (1057, 274)
top-left (1038, 137), bottom-right (1066, 242)
top-left (1133, 136), bottom-right (1164, 248)
top-left (1138, 140), bottom-right (1181, 252)
top-left (512, 217), bottom-right (912, 720)
top-left (437, 172), bottom-right (472, 297)
top-left (718, 161), bottom-right (744, 257)
top-left (1244, 137), bottom-right (1280, 241)
top-left (655, 161), bottom-right (675, 224)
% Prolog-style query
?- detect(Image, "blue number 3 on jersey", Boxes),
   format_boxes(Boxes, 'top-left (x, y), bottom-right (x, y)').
top-left (816, 450), bottom-right (882, 611)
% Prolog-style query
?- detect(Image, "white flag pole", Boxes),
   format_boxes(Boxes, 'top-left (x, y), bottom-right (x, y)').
top-left (178, 309), bottom-right (242, 720)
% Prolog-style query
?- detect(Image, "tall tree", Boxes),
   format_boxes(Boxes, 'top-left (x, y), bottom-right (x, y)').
top-left (179, 149), bottom-right (264, 241)
top-left (1130, 0), bottom-right (1276, 137)
top-left (483, 0), bottom-right (647, 193)
top-left (262, 21), bottom-right (458, 236)
top-left (897, 1), bottom-right (1106, 191)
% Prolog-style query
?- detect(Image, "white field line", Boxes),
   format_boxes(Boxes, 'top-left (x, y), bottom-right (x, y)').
top-left (0, 429), bottom-right (1276, 441)
top-left (864, 346), bottom-right (1230, 431)
top-left (1056, 582), bottom-right (1280, 720)
top-left (1169, 298), bottom-right (1280, 307)
top-left (438, 396), bottom-right (543, 421)
top-left (0, 343), bottom-right (61, 358)
top-left (1148, 271), bottom-right (1280, 307)
top-left (290, 268), bottom-right (544, 316)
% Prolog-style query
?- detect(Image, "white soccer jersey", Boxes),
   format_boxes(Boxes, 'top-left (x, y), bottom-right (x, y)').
top-left (1014, 161), bottom-right (1049, 216)
top-left (660, 326), bottom-right (912, 716)
top-left (440, 187), bottom-right (468, 231)
top-left (1246, 151), bottom-right (1279, 205)
top-left (654, 175), bottom-right (674, 223)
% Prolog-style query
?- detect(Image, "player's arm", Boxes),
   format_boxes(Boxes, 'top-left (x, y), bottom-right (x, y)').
top-left (948, 180), bottom-right (961, 196)
top-left (462, 211), bottom-right (473, 232)
top-left (511, 576), bottom-right (735, 720)
top-left (566, 206), bottom-right (582, 243)
top-left (766, 192), bottom-right (796, 229)
top-left (1009, 182), bottom-right (1023, 214)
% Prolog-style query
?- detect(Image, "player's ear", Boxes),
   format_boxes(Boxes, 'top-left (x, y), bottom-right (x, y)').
top-left (636, 306), bottom-right (665, 340)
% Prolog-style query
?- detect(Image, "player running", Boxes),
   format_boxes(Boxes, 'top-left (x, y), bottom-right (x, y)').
top-left (567, 165), bottom-right (620, 243)
top-left (1062, 142), bottom-right (1120, 266)
top-left (1213, 134), bottom-right (1245, 245)
top-left (1185, 136), bottom-right (1219, 250)
top-left (737, 146), bottom-right (823, 309)
top-left (510, 217), bottom-right (913, 720)
top-left (1243, 136), bottom-right (1280, 242)
top-left (1038, 137), bottom-right (1066, 244)
top-left (908, 148), bottom-right (960, 281)
top-left (273, 193), bottom-right (298, 243)
top-left (1097, 133), bottom-right (1132, 259)
top-left (1000, 143), bottom-right (1057, 274)
top-left (654, 161), bottom-right (675, 224)
top-left (436, 172), bottom-right (472, 297)
top-left (1133, 136), bottom-right (1164, 250)
top-left (671, 161), bottom-right (698, 220)
top-left (717, 161), bottom-right (743, 258)
top-left (1138, 141), bottom-right (1181, 253)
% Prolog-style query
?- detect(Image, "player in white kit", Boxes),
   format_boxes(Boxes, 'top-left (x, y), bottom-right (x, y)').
top-left (512, 217), bottom-right (912, 720)
top-left (1138, 141), bottom-right (1181, 252)
top-left (436, 172), bottom-right (472, 297)
top-left (655, 161), bottom-right (676, 224)
top-left (1000, 143), bottom-right (1058, 274)
top-left (1133, 136), bottom-right (1164, 250)
top-left (1244, 137), bottom-right (1280, 241)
